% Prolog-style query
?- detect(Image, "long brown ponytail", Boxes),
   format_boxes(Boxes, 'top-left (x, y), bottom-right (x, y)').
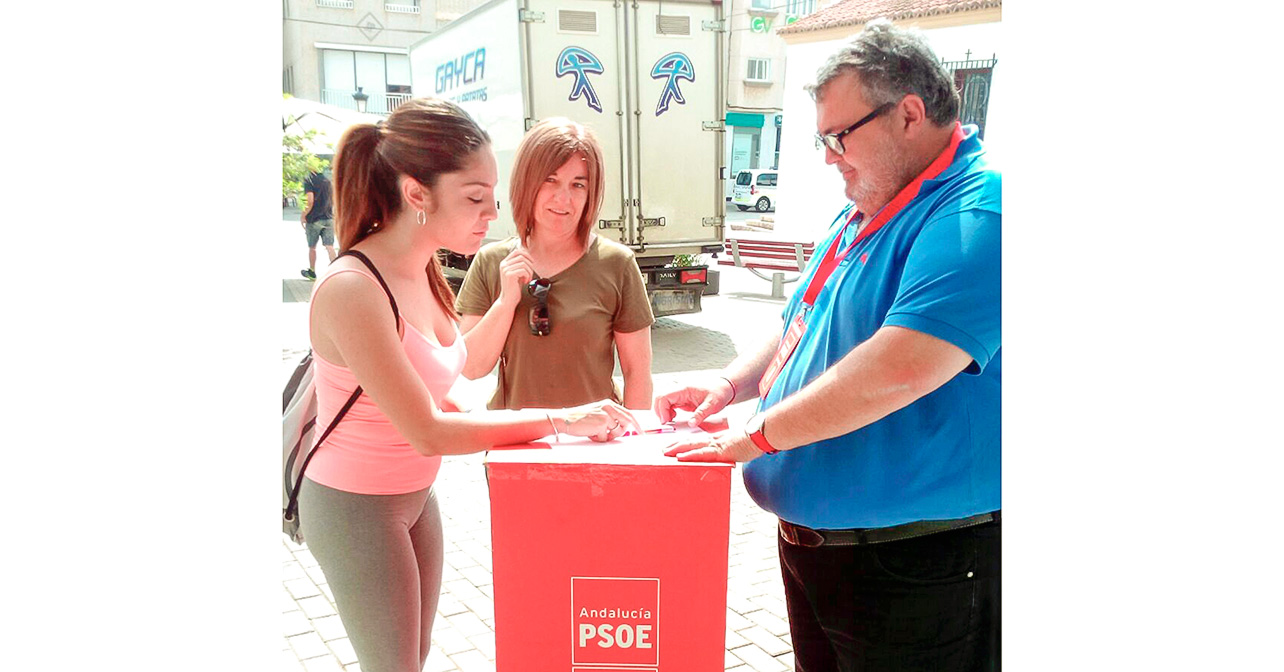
top-left (331, 98), bottom-right (491, 321)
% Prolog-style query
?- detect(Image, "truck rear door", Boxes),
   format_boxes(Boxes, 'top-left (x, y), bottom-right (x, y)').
top-left (524, 0), bottom-right (630, 242)
top-left (625, 0), bottom-right (723, 250)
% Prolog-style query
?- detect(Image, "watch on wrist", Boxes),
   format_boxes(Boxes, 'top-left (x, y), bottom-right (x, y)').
top-left (744, 413), bottom-right (779, 455)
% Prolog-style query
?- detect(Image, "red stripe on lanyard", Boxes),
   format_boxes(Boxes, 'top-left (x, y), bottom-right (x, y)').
top-left (801, 122), bottom-right (966, 308)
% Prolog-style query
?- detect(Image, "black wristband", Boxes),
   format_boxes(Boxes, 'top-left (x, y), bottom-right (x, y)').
top-left (718, 376), bottom-right (737, 403)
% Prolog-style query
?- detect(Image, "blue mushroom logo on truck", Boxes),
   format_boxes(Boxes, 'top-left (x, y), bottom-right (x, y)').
top-left (651, 52), bottom-right (694, 116)
top-left (556, 47), bottom-right (605, 113)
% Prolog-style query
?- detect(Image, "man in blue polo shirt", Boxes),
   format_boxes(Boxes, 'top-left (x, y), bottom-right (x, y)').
top-left (655, 19), bottom-right (1000, 671)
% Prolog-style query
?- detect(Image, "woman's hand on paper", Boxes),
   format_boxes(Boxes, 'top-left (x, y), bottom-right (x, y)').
top-left (561, 400), bottom-right (642, 442)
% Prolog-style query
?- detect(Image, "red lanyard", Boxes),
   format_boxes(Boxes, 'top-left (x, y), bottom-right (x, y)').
top-left (758, 124), bottom-right (966, 399)
top-left (800, 122), bottom-right (966, 308)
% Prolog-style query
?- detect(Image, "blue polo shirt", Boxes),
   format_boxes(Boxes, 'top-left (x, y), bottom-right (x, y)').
top-left (742, 124), bottom-right (1000, 530)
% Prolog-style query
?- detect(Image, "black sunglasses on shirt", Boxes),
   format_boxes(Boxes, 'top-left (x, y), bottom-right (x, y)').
top-left (527, 277), bottom-right (552, 336)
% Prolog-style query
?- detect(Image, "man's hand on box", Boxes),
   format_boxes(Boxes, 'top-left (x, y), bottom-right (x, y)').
top-left (664, 428), bottom-right (763, 463)
top-left (653, 378), bottom-right (734, 428)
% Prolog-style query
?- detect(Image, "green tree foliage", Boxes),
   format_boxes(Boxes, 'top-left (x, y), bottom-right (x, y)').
top-left (283, 94), bottom-right (331, 205)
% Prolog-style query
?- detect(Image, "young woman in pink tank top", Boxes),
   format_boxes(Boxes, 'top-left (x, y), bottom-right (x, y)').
top-left (299, 98), bottom-right (640, 672)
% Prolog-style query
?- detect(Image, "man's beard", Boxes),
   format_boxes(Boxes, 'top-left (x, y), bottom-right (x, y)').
top-left (845, 133), bottom-right (914, 214)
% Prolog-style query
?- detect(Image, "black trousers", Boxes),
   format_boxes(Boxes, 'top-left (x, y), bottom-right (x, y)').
top-left (778, 519), bottom-right (1001, 672)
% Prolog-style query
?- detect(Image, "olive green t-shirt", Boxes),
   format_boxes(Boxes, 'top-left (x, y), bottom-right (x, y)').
top-left (455, 236), bottom-right (655, 410)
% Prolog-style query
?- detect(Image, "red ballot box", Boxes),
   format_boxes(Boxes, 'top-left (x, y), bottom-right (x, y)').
top-left (486, 435), bottom-right (733, 672)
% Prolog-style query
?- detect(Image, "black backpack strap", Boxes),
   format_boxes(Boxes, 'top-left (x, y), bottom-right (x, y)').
top-left (285, 385), bottom-right (362, 522)
top-left (283, 249), bottom-right (401, 522)
top-left (283, 351), bottom-right (314, 413)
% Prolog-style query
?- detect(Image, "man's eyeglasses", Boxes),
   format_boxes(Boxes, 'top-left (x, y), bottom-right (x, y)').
top-left (814, 102), bottom-right (896, 154)
top-left (528, 277), bottom-right (552, 336)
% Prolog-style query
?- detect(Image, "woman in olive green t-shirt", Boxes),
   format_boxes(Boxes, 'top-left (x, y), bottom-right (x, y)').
top-left (455, 118), bottom-right (655, 411)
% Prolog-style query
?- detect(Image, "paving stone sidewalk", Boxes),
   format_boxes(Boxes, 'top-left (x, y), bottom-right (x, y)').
top-left (283, 454), bottom-right (794, 672)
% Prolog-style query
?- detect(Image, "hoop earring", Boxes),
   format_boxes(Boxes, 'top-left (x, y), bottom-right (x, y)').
top-left (416, 210), bottom-right (426, 227)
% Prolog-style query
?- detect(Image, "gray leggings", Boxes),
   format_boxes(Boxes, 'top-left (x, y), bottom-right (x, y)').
top-left (299, 477), bottom-right (444, 672)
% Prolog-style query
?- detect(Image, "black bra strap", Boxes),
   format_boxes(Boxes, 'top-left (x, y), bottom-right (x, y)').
top-left (339, 249), bottom-right (401, 330)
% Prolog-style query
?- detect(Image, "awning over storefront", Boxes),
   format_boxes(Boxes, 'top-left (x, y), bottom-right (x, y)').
top-left (725, 112), bottom-right (764, 128)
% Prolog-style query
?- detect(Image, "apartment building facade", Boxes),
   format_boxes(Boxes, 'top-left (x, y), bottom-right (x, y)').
top-left (283, 0), bottom-right (483, 113)
top-left (723, 0), bottom-right (818, 197)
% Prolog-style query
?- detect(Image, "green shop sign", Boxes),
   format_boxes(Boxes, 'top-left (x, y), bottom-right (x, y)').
top-left (725, 112), bottom-right (764, 128)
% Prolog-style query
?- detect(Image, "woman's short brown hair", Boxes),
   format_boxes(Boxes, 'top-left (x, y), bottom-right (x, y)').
top-left (509, 118), bottom-right (606, 247)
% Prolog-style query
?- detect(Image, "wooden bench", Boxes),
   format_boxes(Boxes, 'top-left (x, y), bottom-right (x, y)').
top-left (718, 238), bottom-right (816, 299)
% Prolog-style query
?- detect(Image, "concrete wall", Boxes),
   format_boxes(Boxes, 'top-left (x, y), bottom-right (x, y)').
top-left (774, 15), bottom-right (1002, 242)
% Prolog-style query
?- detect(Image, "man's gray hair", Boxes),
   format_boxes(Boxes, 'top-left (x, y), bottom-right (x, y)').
top-left (806, 18), bottom-right (959, 126)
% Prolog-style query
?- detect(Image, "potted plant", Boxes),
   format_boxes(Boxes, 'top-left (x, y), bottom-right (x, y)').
top-left (667, 254), bottom-right (719, 296)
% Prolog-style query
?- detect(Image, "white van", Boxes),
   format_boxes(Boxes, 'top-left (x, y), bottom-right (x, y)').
top-left (731, 169), bottom-right (778, 212)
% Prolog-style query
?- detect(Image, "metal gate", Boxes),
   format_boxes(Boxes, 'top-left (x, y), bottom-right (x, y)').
top-left (941, 54), bottom-right (997, 140)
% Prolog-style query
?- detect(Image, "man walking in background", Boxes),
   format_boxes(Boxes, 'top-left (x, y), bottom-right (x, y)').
top-left (300, 167), bottom-right (335, 280)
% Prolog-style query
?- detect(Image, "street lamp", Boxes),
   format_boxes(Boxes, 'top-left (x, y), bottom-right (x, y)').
top-left (352, 86), bottom-right (369, 114)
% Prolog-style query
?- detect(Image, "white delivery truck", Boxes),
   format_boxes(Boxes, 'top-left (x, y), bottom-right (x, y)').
top-left (409, 0), bottom-right (726, 316)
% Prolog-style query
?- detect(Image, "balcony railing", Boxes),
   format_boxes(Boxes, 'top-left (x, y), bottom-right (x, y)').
top-left (385, 2), bottom-right (421, 13)
top-left (317, 0), bottom-right (354, 8)
top-left (321, 89), bottom-right (413, 116)
top-left (435, 0), bottom-right (473, 20)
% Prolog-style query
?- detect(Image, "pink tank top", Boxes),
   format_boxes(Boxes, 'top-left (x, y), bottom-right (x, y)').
top-left (305, 267), bottom-right (467, 495)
